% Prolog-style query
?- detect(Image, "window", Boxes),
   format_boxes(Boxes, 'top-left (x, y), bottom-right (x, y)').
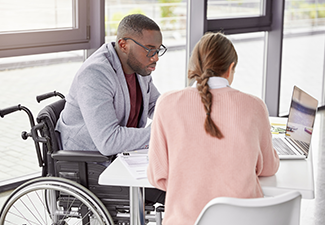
top-left (207, 0), bottom-right (264, 19)
top-left (206, 0), bottom-right (272, 34)
top-left (0, 0), bottom-right (75, 32)
top-left (280, 0), bottom-right (325, 114)
top-left (0, 0), bottom-right (101, 58)
top-left (229, 32), bottom-right (265, 99)
top-left (187, 0), bottom-right (272, 98)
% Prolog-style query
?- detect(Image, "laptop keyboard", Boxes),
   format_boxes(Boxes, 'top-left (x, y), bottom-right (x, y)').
top-left (291, 139), bottom-right (309, 153)
top-left (272, 138), bottom-right (296, 155)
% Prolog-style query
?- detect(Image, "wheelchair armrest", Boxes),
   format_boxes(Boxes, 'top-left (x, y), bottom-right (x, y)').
top-left (51, 150), bottom-right (114, 162)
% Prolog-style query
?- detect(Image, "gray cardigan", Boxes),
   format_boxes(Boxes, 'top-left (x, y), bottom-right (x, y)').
top-left (56, 43), bottom-right (160, 156)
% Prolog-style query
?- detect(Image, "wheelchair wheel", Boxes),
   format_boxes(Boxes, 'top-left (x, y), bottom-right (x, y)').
top-left (0, 177), bottom-right (114, 225)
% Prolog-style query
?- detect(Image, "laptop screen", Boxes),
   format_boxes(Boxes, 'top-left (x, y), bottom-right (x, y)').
top-left (286, 86), bottom-right (318, 153)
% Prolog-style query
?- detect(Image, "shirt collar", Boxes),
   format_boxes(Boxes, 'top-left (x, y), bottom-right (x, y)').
top-left (192, 77), bottom-right (230, 89)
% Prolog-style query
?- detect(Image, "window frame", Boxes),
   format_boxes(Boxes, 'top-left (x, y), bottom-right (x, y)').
top-left (187, 0), bottom-right (288, 116)
top-left (206, 0), bottom-right (272, 35)
top-left (0, 0), bottom-right (103, 58)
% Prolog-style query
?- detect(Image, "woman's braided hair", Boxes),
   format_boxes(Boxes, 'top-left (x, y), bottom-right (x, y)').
top-left (188, 32), bottom-right (238, 138)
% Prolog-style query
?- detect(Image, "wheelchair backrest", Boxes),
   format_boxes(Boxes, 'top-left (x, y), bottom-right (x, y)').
top-left (36, 99), bottom-right (65, 153)
top-left (36, 99), bottom-right (65, 177)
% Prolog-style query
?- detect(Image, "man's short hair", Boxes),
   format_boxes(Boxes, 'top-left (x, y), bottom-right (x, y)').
top-left (116, 14), bottom-right (160, 40)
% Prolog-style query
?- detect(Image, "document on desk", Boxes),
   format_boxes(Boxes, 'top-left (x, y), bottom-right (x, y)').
top-left (270, 122), bottom-right (286, 134)
top-left (118, 151), bottom-right (149, 179)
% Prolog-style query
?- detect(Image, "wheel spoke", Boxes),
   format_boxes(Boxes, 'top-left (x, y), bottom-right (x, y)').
top-left (0, 177), bottom-right (113, 225)
top-left (25, 192), bottom-right (46, 224)
top-left (8, 206), bottom-right (41, 225)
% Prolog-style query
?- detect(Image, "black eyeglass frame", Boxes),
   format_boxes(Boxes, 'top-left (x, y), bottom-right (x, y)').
top-left (123, 37), bottom-right (167, 58)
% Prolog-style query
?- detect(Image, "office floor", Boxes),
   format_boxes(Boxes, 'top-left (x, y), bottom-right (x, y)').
top-left (0, 108), bottom-right (324, 224)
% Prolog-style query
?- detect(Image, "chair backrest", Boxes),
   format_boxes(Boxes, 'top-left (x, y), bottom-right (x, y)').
top-left (194, 191), bottom-right (302, 225)
top-left (36, 99), bottom-right (65, 176)
top-left (36, 99), bottom-right (65, 153)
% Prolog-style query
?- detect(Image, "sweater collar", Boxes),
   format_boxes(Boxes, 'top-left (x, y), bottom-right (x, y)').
top-left (192, 77), bottom-right (230, 89)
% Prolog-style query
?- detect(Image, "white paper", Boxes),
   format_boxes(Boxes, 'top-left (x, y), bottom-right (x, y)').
top-left (118, 153), bottom-right (149, 179)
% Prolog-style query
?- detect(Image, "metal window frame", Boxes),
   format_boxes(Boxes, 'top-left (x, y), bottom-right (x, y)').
top-left (206, 0), bottom-right (272, 35)
top-left (187, 0), bottom-right (274, 76)
top-left (0, 0), bottom-right (105, 58)
top-left (186, 0), bottom-right (286, 116)
top-left (263, 0), bottom-right (285, 116)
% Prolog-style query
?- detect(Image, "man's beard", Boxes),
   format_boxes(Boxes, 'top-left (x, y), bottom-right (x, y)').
top-left (127, 50), bottom-right (152, 76)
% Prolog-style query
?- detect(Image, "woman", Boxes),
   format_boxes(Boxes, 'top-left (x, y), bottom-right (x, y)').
top-left (147, 32), bottom-right (279, 225)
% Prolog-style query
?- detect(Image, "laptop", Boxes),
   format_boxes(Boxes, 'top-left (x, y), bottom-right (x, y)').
top-left (272, 86), bottom-right (318, 160)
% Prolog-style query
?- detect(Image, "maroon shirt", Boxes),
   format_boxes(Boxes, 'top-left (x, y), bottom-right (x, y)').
top-left (124, 73), bottom-right (143, 128)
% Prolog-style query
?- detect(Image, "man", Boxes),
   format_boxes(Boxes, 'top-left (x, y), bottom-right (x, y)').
top-left (56, 14), bottom-right (166, 203)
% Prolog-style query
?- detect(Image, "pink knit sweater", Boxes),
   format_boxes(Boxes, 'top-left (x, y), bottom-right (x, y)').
top-left (147, 87), bottom-right (279, 225)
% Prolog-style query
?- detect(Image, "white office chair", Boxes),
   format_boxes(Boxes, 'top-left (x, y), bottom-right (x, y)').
top-left (194, 190), bottom-right (302, 225)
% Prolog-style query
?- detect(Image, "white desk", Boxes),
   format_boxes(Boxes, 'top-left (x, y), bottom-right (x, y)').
top-left (260, 117), bottom-right (314, 199)
top-left (98, 117), bottom-right (315, 224)
top-left (99, 156), bottom-right (152, 225)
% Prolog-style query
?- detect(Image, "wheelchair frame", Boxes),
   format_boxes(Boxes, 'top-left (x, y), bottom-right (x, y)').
top-left (0, 91), bottom-right (163, 225)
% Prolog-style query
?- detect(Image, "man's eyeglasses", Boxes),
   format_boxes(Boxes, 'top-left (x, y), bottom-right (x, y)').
top-left (123, 38), bottom-right (167, 58)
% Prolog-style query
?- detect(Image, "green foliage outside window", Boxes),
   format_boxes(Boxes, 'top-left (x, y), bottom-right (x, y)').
top-left (158, 0), bottom-right (182, 30)
top-left (108, 8), bottom-right (145, 35)
top-left (300, 3), bottom-right (325, 19)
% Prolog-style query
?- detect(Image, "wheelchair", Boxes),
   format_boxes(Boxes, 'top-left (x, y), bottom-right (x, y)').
top-left (0, 91), bottom-right (163, 225)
